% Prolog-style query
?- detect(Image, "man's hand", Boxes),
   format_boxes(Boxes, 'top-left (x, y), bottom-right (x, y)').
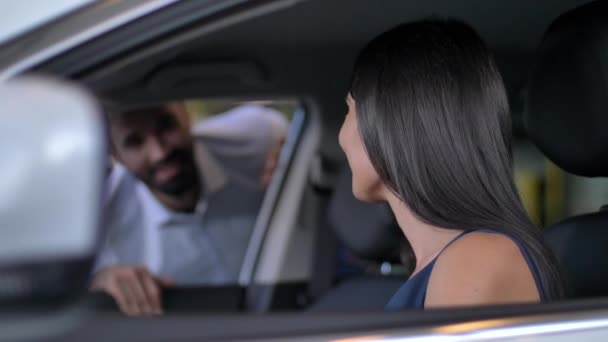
top-left (91, 265), bottom-right (174, 316)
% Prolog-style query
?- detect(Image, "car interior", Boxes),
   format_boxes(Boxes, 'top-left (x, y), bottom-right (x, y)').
top-left (4, 0), bottom-right (608, 339)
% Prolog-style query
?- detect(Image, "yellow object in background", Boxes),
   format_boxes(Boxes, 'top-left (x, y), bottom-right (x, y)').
top-left (544, 160), bottom-right (566, 226)
top-left (515, 168), bottom-right (542, 225)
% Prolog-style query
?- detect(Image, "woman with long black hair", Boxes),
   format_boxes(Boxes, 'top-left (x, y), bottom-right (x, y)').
top-left (339, 19), bottom-right (563, 309)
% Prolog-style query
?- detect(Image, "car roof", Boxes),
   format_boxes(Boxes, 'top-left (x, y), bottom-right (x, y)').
top-left (75, 0), bottom-right (591, 99)
top-left (0, 0), bottom-right (182, 80)
top-left (0, 0), bottom-right (94, 46)
top-left (4, 0), bottom-right (595, 162)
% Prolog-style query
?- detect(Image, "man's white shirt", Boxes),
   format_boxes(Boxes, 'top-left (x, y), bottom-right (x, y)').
top-left (96, 143), bottom-right (263, 285)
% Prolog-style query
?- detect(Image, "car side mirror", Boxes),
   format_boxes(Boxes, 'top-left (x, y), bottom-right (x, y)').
top-left (0, 77), bottom-right (105, 315)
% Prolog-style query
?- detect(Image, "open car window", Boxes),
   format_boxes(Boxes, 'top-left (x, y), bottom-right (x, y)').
top-left (97, 98), bottom-right (301, 287)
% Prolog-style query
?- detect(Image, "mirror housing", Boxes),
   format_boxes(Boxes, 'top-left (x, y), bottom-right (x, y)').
top-left (0, 76), bottom-right (105, 310)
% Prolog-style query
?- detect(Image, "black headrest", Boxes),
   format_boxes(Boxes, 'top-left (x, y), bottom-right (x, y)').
top-left (328, 168), bottom-right (403, 261)
top-left (524, 0), bottom-right (608, 177)
top-left (544, 209), bottom-right (608, 298)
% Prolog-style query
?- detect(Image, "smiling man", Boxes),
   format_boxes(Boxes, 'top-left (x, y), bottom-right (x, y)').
top-left (109, 103), bottom-right (201, 211)
top-left (92, 102), bottom-right (284, 316)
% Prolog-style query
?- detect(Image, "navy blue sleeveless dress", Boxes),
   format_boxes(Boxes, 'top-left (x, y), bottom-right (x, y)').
top-left (386, 229), bottom-right (545, 309)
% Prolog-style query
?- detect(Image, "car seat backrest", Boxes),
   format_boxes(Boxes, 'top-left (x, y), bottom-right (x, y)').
top-left (525, 0), bottom-right (608, 299)
top-left (310, 168), bottom-right (408, 311)
top-left (543, 209), bottom-right (608, 298)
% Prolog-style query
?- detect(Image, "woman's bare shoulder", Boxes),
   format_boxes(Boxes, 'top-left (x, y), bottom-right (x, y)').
top-left (425, 231), bottom-right (540, 308)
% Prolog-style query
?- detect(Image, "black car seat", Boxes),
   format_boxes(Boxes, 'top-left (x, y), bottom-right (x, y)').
top-left (309, 168), bottom-right (410, 311)
top-left (525, 0), bottom-right (608, 299)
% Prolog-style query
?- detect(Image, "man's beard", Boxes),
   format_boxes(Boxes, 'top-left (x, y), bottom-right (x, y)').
top-left (141, 148), bottom-right (199, 196)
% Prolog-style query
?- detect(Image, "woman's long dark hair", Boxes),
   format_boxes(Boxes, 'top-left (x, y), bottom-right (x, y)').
top-left (350, 19), bottom-right (563, 301)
